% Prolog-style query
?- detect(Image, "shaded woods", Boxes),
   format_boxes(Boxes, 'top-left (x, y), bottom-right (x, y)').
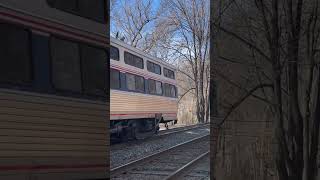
top-left (210, 0), bottom-right (320, 180)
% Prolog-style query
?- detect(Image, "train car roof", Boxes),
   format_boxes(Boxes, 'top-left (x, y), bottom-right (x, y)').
top-left (110, 37), bottom-right (176, 72)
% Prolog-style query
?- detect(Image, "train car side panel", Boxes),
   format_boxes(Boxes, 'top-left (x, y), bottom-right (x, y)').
top-left (0, 89), bottom-right (108, 179)
top-left (110, 90), bottom-right (177, 121)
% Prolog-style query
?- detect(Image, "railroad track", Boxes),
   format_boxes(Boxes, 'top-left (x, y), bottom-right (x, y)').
top-left (110, 134), bottom-right (209, 180)
top-left (157, 123), bottom-right (209, 137)
top-left (166, 151), bottom-right (210, 180)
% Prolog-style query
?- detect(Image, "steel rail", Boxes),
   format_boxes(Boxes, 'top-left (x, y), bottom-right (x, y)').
top-left (165, 151), bottom-right (210, 180)
top-left (157, 123), bottom-right (209, 137)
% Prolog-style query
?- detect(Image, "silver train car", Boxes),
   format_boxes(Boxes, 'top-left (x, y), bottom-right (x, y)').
top-left (0, 1), bottom-right (109, 179)
top-left (110, 37), bottom-right (178, 140)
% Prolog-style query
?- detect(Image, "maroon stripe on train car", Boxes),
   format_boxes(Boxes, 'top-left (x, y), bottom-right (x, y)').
top-left (111, 112), bottom-right (177, 116)
top-left (0, 11), bottom-right (107, 45)
top-left (0, 164), bottom-right (107, 171)
top-left (111, 112), bottom-right (177, 114)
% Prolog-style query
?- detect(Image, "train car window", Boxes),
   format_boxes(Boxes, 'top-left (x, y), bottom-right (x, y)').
top-left (156, 81), bottom-right (163, 95)
top-left (124, 51), bottom-right (143, 69)
top-left (47, 0), bottom-right (77, 13)
top-left (147, 61), bottom-right (161, 75)
top-left (78, 0), bottom-right (106, 23)
top-left (135, 75), bottom-right (145, 92)
top-left (163, 83), bottom-right (170, 97)
top-left (47, 0), bottom-right (106, 23)
top-left (80, 44), bottom-right (107, 96)
top-left (126, 73), bottom-right (135, 91)
top-left (0, 23), bottom-right (32, 84)
top-left (51, 37), bottom-right (82, 92)
top-left (148, 79), bottom-right (156, 94)
top-left (147, 61), bottom-right (153, 72)
top-left (164, 83), bottom-right (176, 97)
top-left (110, 69), bottom-right (120, 89)
top-left (110, 46), bottom-right (119, 61)
top-left (148, 79), bottom-right (162, 95)
top-left (155, 65), bottom-right (161, 75)
top-left (126, 73), bottom-right (145, 92)
top-left (164, 68), bottom-right (175, 79)
top-left (170, 85), bottom-right (176, 97)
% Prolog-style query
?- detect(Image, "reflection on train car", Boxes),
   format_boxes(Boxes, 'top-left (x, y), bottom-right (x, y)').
top-left (0, 0), bottom-right (109, 179)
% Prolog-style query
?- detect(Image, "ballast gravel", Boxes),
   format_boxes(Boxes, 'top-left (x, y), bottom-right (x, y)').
top-left (110, 125), bottom-right (210, 169)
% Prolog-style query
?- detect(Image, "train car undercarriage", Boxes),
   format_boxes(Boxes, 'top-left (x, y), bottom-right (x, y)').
top-left (110, 116), bottom-right (177, 142)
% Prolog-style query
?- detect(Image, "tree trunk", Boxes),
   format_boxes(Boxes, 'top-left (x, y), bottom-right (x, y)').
top-left (308, 70), bottom-right (320, 180)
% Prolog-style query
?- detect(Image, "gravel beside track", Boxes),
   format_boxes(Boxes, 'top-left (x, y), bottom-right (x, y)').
top-left (110, 125), bottom-right (210, 169)
top-left (111, 135), bottom-right (209, 180)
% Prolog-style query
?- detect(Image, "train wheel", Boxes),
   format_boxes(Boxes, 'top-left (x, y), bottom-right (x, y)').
top-left (120, 129), bottom-right (128, 142)
top-left (128, 121), bottom-right (138, 140)
top-left (134, 127), bottom-right (145, 140)
top-left (134, 121), bottom-right (149, 140)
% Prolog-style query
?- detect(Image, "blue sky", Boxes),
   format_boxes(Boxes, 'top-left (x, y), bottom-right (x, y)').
top-left (110, 0), bottom-right (161, 37)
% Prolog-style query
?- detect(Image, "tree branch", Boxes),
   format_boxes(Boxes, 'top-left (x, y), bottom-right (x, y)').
top-left (217, 83), bottom-right (274, 126)
top-left (178, 87), bottom-right (196, 103)
top-left (216, 25), bottom-right (272, 63)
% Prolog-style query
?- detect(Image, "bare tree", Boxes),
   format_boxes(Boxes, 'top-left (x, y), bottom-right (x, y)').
top-left (111, 0), bottom-right (169, 55)
top-left (161, 0), bottom-right (210, 123)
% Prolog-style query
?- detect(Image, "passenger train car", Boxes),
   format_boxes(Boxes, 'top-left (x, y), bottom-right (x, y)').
top-left (110, 37), bottom-right (178, 140)
top-left (0, 1), bottom-right (108, 179)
